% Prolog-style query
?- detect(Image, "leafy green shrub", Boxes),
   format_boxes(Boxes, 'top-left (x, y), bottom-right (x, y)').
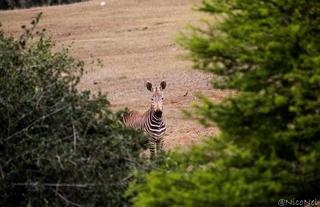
top-left (127, 0), bottom-right (320, 206)
top-left (0, 13), bottom-right (148, 206)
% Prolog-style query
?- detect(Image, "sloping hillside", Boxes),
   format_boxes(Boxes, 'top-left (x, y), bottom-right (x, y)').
top-left (0, 0), bottom-right (225, 150)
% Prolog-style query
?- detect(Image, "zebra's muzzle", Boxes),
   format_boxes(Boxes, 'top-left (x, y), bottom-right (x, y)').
top-left (155, 110), bottom-right (163, 117)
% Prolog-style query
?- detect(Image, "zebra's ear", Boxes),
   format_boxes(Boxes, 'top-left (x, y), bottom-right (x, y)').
top-left (160, 80), bottom-right (166, 91)
top-left (146, 81), bottom-right (153, 91)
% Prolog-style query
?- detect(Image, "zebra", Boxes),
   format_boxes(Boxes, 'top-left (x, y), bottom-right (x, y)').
top-left (122, 81), bottom-right (167, 156)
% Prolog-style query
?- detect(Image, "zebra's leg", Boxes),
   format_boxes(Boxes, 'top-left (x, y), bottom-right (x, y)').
top-left (155, 140), bottom-right (160, 154)
top-left (149, 139), bottom-right (155, 158)
top-left (159, 137), bottom-right (164, 150)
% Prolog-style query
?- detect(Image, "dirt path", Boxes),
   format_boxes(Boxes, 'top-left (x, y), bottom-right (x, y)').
top-left (0, 0), bottom-right (224, 150)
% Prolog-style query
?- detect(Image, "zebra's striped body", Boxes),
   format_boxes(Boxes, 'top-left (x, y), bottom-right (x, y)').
top-left (123, 108), bottom-right (166, 155)
top-left (122, 81), bottom-right (167, 156)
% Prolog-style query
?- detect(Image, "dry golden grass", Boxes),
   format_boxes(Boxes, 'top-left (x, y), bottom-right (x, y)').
top-left (0, 0), bottom-right (226, 151)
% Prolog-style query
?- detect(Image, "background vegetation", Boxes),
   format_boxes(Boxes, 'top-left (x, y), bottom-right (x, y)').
top-left (0, 13), bottom-right (149, 206)
top-left (0, 0), bottom-right (87, 10)
top-left (127, 0), bottom-right (320, 206)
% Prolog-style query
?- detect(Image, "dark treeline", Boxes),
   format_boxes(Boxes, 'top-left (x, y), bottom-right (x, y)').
top-left (0, 0), bottom-right (88, 10)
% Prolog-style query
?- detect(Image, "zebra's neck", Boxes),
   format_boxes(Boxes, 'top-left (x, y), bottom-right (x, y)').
top-left (149, 108), bottom-right (162, 123)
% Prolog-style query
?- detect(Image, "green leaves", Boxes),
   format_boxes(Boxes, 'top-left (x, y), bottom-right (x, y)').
top-left (0, 14), bottom-right (147, 206)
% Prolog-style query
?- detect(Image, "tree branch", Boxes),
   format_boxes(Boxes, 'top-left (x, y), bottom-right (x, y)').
top-left (6, 106), bottom-right (67, 141)
top-left (13, 182), bottom-right (94, 188)
top-left (53, 189), bottom-right (83, 207)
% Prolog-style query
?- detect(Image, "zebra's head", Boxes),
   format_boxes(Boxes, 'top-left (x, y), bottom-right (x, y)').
top-left (146, 81), bottom-right (166, 117)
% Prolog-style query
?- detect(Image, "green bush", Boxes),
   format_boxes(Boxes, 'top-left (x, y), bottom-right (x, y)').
top-left (127, 0), bottom-right (320, 206)
top-left (0, 13), bottom-right (148, 206)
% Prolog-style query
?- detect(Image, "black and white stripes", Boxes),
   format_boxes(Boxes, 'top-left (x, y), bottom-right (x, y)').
top-left (122, 81), bottom-right (167, 156)
top-left (143, 108), bottom-right (166, 155)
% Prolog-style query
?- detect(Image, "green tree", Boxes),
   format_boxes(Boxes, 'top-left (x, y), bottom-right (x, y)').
top-left (127, 0), bottom-right (320, 206)
top-left (0, 13), bottom-right (148, 206)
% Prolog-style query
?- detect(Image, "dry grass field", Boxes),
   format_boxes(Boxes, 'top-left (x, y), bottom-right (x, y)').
top-left (0, 0), bottom-right (226, 150)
